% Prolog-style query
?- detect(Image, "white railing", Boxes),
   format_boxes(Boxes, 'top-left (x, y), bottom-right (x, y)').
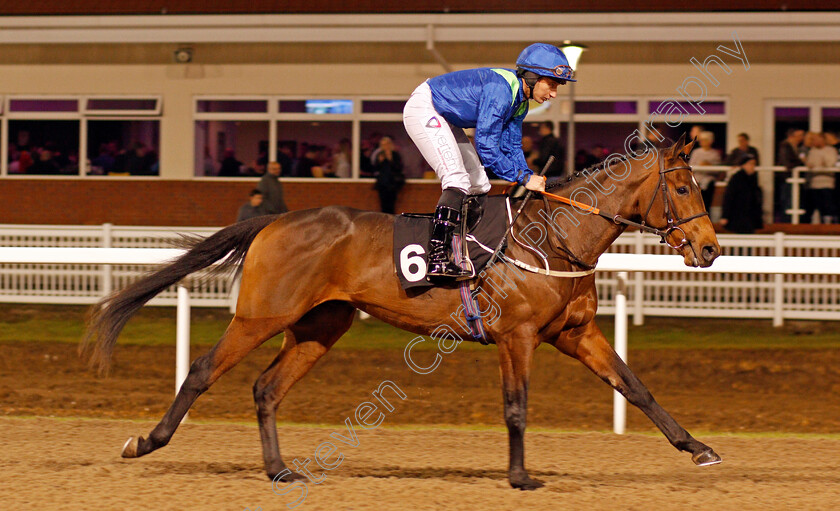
top-left (3, 246), bottom-right (840, 434)
top-left (2, 224), bottom-right (840, 325)
top-left (0, 223), bottom-right (228, 306)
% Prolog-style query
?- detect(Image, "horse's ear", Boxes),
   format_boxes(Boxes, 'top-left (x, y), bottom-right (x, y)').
top-left (674, 132), bottom-right (697, 157)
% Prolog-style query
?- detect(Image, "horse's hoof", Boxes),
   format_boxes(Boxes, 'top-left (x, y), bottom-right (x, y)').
top-left (268, 469), bottom-right (307, 482)
top-left (510, 476), bottom-right (544, 491)
top-left (692, 449), bottom-right (722, 466)
top-left (121, 436), bottom-right (140, 458)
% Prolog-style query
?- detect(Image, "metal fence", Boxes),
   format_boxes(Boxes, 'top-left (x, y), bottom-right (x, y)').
top-left (1, 223), bottom-right (839, 324)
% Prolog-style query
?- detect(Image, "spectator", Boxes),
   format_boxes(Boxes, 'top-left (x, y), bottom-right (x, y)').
top-left (804, 132), bottom-right (839, 223)
top-left (533, 121), bottom-right (564, 177)
top-left (721, 154), bottom-right (763, 234)
top-left (590, 144), bottom-right (607, 165)
top-left (294, 147), bottom-right (320, 178)
top-left (359, 135), bottom-right (380, 177)
top-left (725, 132), bottom-right (760, 166)
top-left (276, 142), bottom-right (295, 177)
top-left (116, 142), bottom-right (156, 176)
top-left (91, 142), bottom-right (116, 174)
top-left (775, 128), bottom-right (806, 222)
top-left (826, 131), bottom-right (840, 152)
top-left (331, 138), bottom-right (352, 178)
top-left (826, 132), bottom-right (840, 207)
top-left (236, 189), bottom-right (267, 222)
top-left (521, 136), bottom-right (538, 170)
top-left (574, 148), bottom-right (596, 171)
top-left (257, 161), bottom-right (288, 214)
top-left (688, 124), bottom-right (704, 155)
top-left (28, 149), bottom-right (60, 175)
top-left (373, 136), bottom-right (405, 214)
top-left (218, 148), bottom-right (243, 177)
top-left (689, 131), bottom-right (722, 208)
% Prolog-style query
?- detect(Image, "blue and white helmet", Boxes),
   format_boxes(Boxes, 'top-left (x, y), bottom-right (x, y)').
top-left (516, 43), bottom-right (576, 83)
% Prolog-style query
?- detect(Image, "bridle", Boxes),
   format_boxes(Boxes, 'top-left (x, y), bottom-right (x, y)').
top-left (532, 150), bottom-right (709, 267)
top-left (637, 154), bottom-right (710, 250)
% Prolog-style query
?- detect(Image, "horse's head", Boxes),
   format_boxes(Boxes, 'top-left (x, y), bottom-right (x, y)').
top-left (638, 133), bottom-right (720, 267)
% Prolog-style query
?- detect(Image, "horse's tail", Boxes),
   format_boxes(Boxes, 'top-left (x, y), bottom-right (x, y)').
top-left (81, 215), bottom-right (278, 374)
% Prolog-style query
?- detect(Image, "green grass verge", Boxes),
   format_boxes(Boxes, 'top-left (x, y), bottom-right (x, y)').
top-left (1, 304), bottom-right (840, 351)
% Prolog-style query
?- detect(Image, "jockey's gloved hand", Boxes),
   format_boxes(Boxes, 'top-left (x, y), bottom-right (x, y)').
top-left (524, 174), bottom-right (546, 192)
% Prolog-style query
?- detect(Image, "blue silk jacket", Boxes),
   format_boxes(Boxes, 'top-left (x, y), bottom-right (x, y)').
top-left (427, 68), bottom-right (532, 184)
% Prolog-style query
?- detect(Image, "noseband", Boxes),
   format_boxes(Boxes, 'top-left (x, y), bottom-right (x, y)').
top-left (638, 155), bottom-right (710, 250)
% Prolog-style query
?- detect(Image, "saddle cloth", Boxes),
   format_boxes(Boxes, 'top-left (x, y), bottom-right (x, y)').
top-left (393, 195), bottom-right (508, 290)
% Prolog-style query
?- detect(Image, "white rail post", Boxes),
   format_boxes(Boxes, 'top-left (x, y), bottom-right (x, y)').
top-left (176, 284), bottom-right (191, 422)
top-left (773, 231), bottom-right (785, 327)
top-left (229, 275), bottom-right (239, 314)
top-left (101, 223), bottom-right (113, 297)
top-left (787, 167), bottom-right (805, 225)
top-left (614, 271), bottom-right (629, 435)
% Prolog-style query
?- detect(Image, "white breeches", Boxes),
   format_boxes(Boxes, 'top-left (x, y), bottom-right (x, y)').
top-left (403, 81), bottom-right (491, 195)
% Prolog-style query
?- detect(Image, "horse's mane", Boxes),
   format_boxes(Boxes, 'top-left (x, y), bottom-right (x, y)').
top-left (544, 151), bottom-right (638, 192)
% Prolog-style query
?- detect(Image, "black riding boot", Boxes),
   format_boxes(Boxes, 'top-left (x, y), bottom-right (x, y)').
top-left (426, 205), bottom-right (471, 279)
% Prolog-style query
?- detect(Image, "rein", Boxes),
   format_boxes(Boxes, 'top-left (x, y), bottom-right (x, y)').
top-left (537, 155), bottom-right (709, 252)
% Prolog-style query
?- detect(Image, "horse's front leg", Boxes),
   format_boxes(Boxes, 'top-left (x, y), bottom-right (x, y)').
top-left (497, 334), bottom-right (543, 490)
top-left (553, 321), bottom-right (721, 466)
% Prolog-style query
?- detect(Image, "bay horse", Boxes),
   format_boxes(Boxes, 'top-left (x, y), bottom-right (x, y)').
top-left (83, 134), bottom-right (722, 490)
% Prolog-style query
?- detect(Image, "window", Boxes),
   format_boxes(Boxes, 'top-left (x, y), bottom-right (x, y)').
top-left (88, 120), bottom-right (160, 176)
top-left (360, 122), bottom-right (426, 179)
top-left (2, 95), bottom-right (162, 177)
top-left (8, 119), bottom-right (79, 175)
top-left (276, 121), bottom-right (352, 177)
top-left (197, 100), bottom-right (267, 114)
top-left (822, 108), bottom-right (840, 138)
top-left (772, 107), bottom-right (809, 163)
top-left (195, 120), bottom-right (269, 177)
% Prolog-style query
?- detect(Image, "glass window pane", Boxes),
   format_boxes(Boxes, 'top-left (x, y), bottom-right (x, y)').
top-left (194, 120), bottom-right (269, 177)
top-left (648, 100), bottom-right (725, 115)
top-left (773, 107), bottom-right (809, 164)
top-left (9, 99), bottom-right (78, 112)
top-left (572, 122), bottom-right (639, 171)
top-left (821, 107), bottom-right (840, 137)
top-left (361, 100), bottom-right (405, 114)
top-left (278, 100), bottom-right (306, 113)
top-left (576, 101), bottom-right (637, 115)
top-left (276, 121), bottom-right (352, 177)
top-left (87, 98), bottom-right (158, 112)
top-left (87, 120), bottom-right (160, 176)
top-left (196, 100), bottom-right (267, 113)
top-left (8, 120), bottom-right (80, 175)
top-left (305, 100), bottom-right (353, 114)
top-left (361, 122), bottom-right (426, 179)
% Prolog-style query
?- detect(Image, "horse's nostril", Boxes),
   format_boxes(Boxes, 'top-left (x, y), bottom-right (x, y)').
top-left (701, 245), bottom-right (719, 262)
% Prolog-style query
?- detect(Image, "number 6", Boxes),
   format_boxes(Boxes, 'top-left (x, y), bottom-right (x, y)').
top-left (399, 244), bottom-right (427, 282)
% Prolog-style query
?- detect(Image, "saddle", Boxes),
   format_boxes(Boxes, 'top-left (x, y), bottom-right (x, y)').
top-left (393, 194), bottom-right (508, 290)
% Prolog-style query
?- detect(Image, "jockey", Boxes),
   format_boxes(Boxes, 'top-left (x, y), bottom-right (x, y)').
top-left (403, 43), bottom-right (575, 279)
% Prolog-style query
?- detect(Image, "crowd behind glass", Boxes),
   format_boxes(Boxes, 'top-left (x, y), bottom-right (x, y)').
top-left (7, 118), bottom-right (840, 227)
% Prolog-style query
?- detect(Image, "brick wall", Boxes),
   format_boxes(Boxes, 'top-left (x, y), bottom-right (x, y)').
top-left (0, 179), bottom-right (507, 226)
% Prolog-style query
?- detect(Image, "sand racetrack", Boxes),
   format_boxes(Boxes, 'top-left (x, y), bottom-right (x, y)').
top-left (3, 417), bottom-right (840, 510)
top-left (3, 339), bottom-right (840, 509)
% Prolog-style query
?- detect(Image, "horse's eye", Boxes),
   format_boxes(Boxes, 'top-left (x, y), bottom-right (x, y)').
top-left (676, 186), bottom-right (689, 196)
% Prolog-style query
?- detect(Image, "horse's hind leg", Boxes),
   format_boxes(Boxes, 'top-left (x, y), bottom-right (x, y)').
top-left (253, 301), bottom-right (356, 480)
top-left (553, 321), bottom-right (721, 466)
top-left (121, 315), bottom-right (286, 459)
